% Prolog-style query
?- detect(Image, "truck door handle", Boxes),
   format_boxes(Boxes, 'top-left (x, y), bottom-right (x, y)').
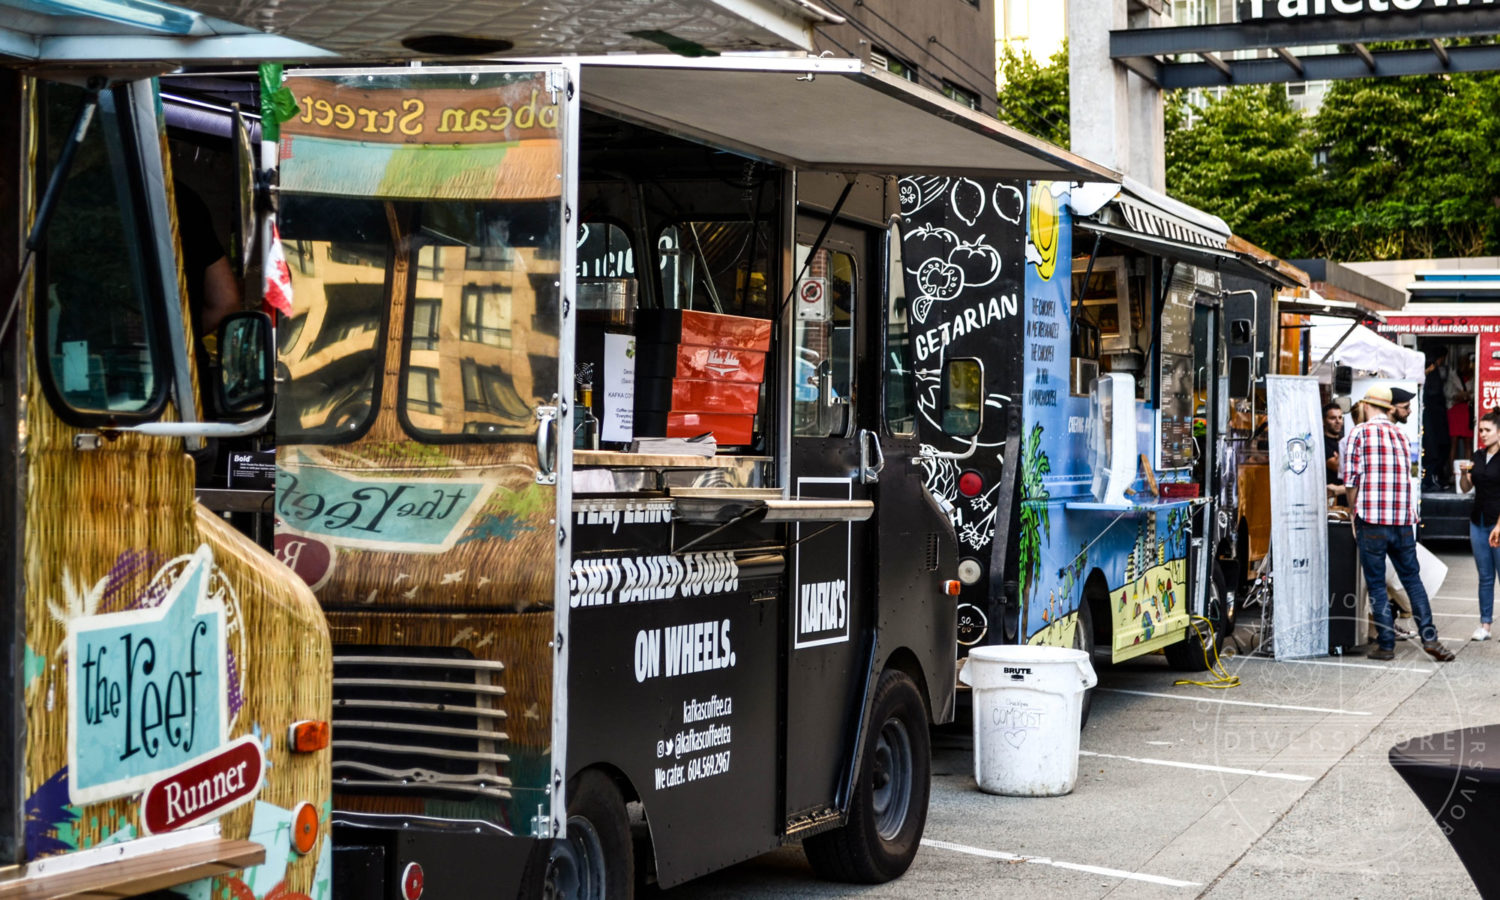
top-left (535, 404), bottom-right (558, 485)
top-left (860, 428), bottom-right (886, 484)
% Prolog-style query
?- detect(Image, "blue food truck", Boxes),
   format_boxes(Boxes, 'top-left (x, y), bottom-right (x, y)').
top-left (898, 178), bottom-right (1299, 699)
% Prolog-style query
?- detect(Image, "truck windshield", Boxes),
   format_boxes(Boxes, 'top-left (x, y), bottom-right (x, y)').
top-left (35, 81), bottom-right (167, 424)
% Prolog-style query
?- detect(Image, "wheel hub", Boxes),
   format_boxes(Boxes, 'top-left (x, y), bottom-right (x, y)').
top-left (870, 716), bottom-right (913, 841)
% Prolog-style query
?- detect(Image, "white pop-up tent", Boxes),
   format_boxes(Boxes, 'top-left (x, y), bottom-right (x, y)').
top-left (1309, 316), bottom-right (1426, 381)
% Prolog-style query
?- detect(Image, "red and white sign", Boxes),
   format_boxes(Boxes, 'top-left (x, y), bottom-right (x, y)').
top-left (796, 277), bottom-right (827, 321)
top-left (139, 735), bottom-right (265, 834)
top-left (1385, 315), bottom-right (1500, 335)
top-left (1481, 333), bottom-right (1500, 418)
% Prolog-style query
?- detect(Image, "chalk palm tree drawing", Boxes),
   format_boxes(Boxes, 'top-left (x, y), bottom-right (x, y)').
top-left (1018, 424), bottom-right (1051, 604)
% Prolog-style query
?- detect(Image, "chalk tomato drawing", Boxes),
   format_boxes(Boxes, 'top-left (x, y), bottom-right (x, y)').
top-left (992, 183), bottom-right (1024, 225)
top-left (916, 259), bottom-right (964, 301)
top-left (947, 239), bottom-right (1001, 289)
top-left (950, 178), bottom-right (986, 227)
top-left (898, 175), bottom-right (951, 215)
top-left (903, 224), bottom-right (960, 274)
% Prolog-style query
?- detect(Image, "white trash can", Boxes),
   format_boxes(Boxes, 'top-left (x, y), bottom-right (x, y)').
top-left (959, 644), bottom-right (1097, 797)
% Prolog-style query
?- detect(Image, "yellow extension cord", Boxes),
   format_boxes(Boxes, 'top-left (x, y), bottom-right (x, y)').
top-left (1172, 614), bottom-right (1242, 690)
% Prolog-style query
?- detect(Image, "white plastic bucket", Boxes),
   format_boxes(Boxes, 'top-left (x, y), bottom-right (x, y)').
top-left (959, 644), bottom-right (1098, 797)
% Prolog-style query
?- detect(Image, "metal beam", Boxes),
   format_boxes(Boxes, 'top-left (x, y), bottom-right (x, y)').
top-left (1352, 42), bottom-right (1375, 70)
top-left (1273, 45), bottom-right (1303, 78)
top-left (1430, 37), bottom-right (1450, 68)
top-left (1159, 43), bottom-right (1500, 89)
top-left (1201, 51), bottom-right (1231, 79)
top-left (1117, 52), bottom-right (1163, 87)
top-left (1111, 8), bottom-right (1500, 59)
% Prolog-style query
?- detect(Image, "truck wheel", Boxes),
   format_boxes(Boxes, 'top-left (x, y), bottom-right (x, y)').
top-left (1164, 567), bottom-right (1227, 672)
top-left (804, 669), bottom-right (931, 884)
top-left (1073, 600), bottom-right (1095, 730)
top-left (545, 770), bottom-right (633, 900)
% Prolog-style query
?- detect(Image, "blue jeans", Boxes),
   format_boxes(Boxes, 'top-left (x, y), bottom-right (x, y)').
top-left (1357, 520), bottom-right (1439, 650)
top-left (1471, 521), bottom-right (1500, 624)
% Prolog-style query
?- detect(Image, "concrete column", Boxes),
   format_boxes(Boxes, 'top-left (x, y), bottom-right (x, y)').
top-left (1069, 0), bottom-right (1167, 190)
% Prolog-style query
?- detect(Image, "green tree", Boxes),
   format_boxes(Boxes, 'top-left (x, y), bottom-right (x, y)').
top-left (1164, 84), bottom-right (1315, 256)
top-left (996, 42), bottom-right (1070, 146)
top-left (1307, 74), bottom-right (1500, 259)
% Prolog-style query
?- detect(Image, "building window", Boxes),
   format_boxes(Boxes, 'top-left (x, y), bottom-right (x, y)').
top-left (416, 245), bottom-right (444, 281)
top-left (461, 284), bottom-right (513, 347)
top-left (465, 244), bottom-right (513, 271)
top-left (406, 366), bottom-right (441, 414)
top-left (462, 360), bottom-right (531, 420)
top-left (411, 298), bottom-right (440, 351)
top-left (872, 48), bottom-right (918, 83)
top-left (942, 81), bottom-right (981, 110)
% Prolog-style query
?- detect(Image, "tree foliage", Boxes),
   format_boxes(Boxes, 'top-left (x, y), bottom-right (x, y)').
top-left (997, 41), bottom-right (1070, 147)
top-left (995, 42), bottom-right (1500, 261)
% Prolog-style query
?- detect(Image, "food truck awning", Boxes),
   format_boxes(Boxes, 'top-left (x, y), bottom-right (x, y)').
top-left (576, 56), bottom-right (1120, 180)
top-left (1280, 291), bottom-right (1383, 321)
top-left (1068, 177), bottom-right (1300, 288)
top-left (1073, 220), bottom-right (1303, 289)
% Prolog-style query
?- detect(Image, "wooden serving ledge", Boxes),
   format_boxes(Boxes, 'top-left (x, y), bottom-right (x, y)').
top-left (575, 449), bottom-right (729, 468)
top-left (0, 838), bottom-right (264, 900)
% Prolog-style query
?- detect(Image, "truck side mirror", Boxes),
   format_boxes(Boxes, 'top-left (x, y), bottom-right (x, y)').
top-left (216, 311), bottom-right (276, 419)
top-left (1334, 365), bottom-right (1353, 396)
top-left (940, 357), bottom-right (984, 437)
top-left (1229, 356), bottom-right (1252, 400)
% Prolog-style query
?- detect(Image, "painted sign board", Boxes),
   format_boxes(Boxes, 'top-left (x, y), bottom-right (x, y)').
top-left (1384, 314), bottom-right (1500, 335)
top-left (1239, 0), bottom-right (1495, 22)
top-left (275, 453), bottom-right (496, 553)
top-left (139, 735), bottom-right (265, 834)
top-left (1267, 376), bottom-right (1330, 660)
top-left (1481, 333), bottom-right (1500, 417)
top-left (67, 546), bottom-right (229, 804)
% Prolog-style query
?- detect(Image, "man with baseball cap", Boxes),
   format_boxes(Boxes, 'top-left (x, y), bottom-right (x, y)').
top-left (1346, 385), bottom-right (1454, 661)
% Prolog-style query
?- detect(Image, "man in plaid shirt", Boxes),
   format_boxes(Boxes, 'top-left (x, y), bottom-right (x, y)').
top-left (1345, 385), bottom-right (1454, 662)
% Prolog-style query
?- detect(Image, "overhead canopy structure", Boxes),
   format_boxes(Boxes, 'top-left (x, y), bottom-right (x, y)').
top-left (577, 56), bottom-right (1120, 180)
top-left (1111, 8), bottom-right (1500, 90)
top-left (1, 0), bottom-right (838, 63)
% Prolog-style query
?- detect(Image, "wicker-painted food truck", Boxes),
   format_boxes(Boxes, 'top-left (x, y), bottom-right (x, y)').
top-left (0, 20), bottom-right (332, 900)
top-left (261, 57), bottom-right (1112, 897)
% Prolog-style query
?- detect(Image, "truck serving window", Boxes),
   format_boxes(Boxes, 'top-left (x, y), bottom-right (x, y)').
top-left (276, 194), bottom-right (390, 443)
top-left (659, 221), bottom-right (774, 318)
top-left (399, 200), bottom-right (560, 442)
top-left (34, 81), bottom-right (170, 426)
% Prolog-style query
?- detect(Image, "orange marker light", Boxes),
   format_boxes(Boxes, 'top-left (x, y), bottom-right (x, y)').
top-left (291, 801), bottom-right (319, 855)
top-left (944, 580), bottom-right (962, 596)
top-left (288, 720), bottom-right (330, 753)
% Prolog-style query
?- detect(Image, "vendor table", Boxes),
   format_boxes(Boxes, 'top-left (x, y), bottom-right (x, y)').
top-left (1388, 725), bottom-right (1500, 898)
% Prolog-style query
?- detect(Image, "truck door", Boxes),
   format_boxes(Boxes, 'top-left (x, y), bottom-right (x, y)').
top-left (785, 218), bottom-right (873, 826)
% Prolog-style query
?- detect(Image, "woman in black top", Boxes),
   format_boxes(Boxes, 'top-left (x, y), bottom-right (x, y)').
top-left (1459, 410), bottom-right (1500, 640)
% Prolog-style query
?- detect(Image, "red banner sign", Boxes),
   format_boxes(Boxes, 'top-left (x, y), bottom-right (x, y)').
top-left (140, 735), bottom-right (265, 834)
top-left (1385, 315), bottom-right (1500, 335)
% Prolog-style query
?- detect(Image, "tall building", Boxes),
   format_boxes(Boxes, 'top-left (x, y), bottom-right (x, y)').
top-left (997, 0), bottom-right (1067, 68)
top-left (813, 0), bottom-right (999, 116)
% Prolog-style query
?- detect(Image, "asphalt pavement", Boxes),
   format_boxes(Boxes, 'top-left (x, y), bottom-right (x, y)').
top-left (668, 548), bottom-right (1497, 899)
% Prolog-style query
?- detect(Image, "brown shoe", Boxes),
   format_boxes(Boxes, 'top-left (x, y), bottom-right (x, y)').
top-left (1368, 647), bottom-right (1396, 661)
top-left (1423, 641), bottom-right (1456, 662)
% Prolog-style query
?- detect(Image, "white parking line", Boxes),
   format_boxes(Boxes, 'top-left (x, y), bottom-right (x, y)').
top-left (921, 838), bottom-right (1201, 888)
top-left (1077, 750), bottom-right (1315, 782)
top-left (1098, 688), bottom-right (1372, 716)
top-left (1228, 654), bottom-right (1433, 674)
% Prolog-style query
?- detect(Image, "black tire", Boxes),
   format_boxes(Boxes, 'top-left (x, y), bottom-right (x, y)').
top-left (804, 669), bottom-right (931, 884)
top-left (545, 770), bottom-right (633, 900)
top-left (1073, 599), bottom-right (1096, 730)
top-left (1164, 566), bottom-right (1228, 672)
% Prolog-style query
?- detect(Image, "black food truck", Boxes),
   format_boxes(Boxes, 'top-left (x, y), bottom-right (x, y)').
top-left (257, 57), bottom-right (1115, 898)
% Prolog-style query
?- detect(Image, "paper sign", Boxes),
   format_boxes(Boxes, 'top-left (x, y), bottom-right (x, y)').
top-left (602, 332), bottom-right (636, 443)
top-left (67, 545), bottom-right (229, 804)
